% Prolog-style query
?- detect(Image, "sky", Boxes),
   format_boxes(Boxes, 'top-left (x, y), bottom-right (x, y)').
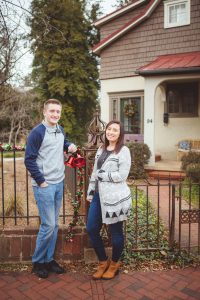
top-left (96, 0), bottom-right (118, 14)
top-left (11, 0), bottom-right (118, 84)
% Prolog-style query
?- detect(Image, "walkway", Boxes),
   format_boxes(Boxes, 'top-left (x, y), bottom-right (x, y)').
top-left (0, 267), bottom-right (200, 299)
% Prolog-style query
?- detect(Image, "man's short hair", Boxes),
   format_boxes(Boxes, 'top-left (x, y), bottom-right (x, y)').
top-left (44, 99), bottom-right (62, 109)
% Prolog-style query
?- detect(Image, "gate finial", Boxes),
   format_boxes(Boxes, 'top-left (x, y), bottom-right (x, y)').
top-left (86, 104), bottom-right (106, 148)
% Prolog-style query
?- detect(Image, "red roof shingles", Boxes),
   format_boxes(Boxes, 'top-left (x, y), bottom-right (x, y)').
top-left (138, 52), bottom-right (200, 72)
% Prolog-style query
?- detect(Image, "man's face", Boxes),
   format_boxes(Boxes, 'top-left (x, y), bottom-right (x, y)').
top-left (43, 103), bottom-right (62, 126)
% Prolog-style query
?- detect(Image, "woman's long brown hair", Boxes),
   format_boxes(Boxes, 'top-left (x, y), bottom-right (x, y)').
top-left (103, 120), bottom-right (124, 154)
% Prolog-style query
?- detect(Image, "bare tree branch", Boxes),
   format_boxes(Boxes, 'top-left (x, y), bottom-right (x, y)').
top-left (3, 0), bottom-right (67, 41)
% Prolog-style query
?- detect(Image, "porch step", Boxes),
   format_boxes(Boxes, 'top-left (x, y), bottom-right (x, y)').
top-left (146, 170), bottom-right (186, 180)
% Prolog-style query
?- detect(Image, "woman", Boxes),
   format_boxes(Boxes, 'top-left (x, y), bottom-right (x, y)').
top-left (86, 120), bottom-right (132, 280)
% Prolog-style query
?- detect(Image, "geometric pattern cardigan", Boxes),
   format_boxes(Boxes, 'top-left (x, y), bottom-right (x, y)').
top-left (87, 145), bottom-right (132, 224)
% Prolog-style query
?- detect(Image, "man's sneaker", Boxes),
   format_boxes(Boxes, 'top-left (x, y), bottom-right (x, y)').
top-left (32, 262), bottom-right (48, 279)
top-left (46, 260), bottom-right (66, 274)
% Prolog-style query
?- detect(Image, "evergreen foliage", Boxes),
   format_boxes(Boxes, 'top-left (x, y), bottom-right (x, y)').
top-left (28, 0), bottom-right (100, 143)
top-left (181, 152), bottom-right (200, 183)
top-left (126, 142), bottom-right (151, 179)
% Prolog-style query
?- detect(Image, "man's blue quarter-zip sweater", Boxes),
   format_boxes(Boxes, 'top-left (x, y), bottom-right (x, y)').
top-left (24, 121), bottom-right (71, 186)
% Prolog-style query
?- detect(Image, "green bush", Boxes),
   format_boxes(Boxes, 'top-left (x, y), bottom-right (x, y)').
top-left (122, 187), bottom-right (198, 268)
top-left (180, 180), bottom-right (200, 207)
top-left (126, 142), bottom-right (151, 179)
top-left (181, 152), bottom-right (200, 183)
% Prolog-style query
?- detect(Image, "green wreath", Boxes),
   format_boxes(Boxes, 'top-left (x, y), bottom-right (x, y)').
top-left (124, 103), bottom-right (137, 117)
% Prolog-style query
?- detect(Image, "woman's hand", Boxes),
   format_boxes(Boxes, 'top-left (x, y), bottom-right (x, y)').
top-left (86, 196), bottom-right (93, 203)
top-left (68, 143), bottom-right (77, 153)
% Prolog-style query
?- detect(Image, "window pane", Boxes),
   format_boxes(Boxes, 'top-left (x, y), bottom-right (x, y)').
top-left (169, 6), bottom-right (176, 23)
top-left (168, 90), bottom-right (179, 113)
top-left (176, 3), bottom-right (187, 23)
top-left (167, 82), bottom-right (198, 116)
top-left (120, 97), bottom-right (141, 133)
top-left (168, 2), bottom-right (187, 25)
top-left (112, 100), bottom-right (117, 119)
top-left (182, 90), bottom-right (196, 113)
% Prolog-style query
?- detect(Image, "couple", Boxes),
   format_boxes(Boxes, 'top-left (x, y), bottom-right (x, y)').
top-left (25, 98), bottom-right (132, 280)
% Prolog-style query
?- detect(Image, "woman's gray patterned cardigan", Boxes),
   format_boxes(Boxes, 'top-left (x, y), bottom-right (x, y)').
top-left (87, 145), bottom-right (132, 224)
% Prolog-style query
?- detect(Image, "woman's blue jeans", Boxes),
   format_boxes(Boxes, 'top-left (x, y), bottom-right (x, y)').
top-left (86, 193), bottom-right (124, 262)
top-left (32, 181), bottom-right (64, 263)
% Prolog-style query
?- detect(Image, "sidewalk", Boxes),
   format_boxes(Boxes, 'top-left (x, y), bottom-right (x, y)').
top-left (0, 267), bottom-right (200, 299)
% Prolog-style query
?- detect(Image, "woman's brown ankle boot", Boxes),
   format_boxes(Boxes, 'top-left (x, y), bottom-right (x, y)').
top-left (102, 260), bottom-right (120, 280)
top-left (92, 259), bottom-right (110, 280)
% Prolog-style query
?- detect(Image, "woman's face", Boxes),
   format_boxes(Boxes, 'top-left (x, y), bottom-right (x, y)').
top-left (106, 123), bottom-right (120, 143)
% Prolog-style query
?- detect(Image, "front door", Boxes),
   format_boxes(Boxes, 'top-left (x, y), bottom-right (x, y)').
top-left (110, 92), bottom-right (144, 142)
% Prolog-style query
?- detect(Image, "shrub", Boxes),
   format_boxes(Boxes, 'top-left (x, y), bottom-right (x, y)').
top-left (181, 152), bottom-right (200, 183)
top-left (180, 180), bottom-right (200, 207)
top-left (122, 188), bottom-right (168, 265)
top-left (126, 142), bottom-right (151, 179)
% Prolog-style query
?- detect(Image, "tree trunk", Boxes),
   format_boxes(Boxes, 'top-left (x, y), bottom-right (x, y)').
top-left (8, 119), bottom-right (15, 144)
top-left (15, 120), bottom-right (21, 144)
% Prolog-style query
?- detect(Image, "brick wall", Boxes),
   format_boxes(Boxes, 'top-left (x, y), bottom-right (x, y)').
top-left (0, 226), bottom-right (88, 263)
top-left (99, 0), bottom-right (200, 79)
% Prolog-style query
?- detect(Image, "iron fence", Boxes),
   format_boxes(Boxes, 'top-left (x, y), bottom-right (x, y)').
top-left (0, 149), bottom-right (86, 227)
top-left (127, 179), bottom-right (200, 255)
top-left (0, 148), bottom-right (200, 254)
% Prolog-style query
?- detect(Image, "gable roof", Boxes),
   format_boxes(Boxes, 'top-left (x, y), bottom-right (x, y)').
top-left (93, 0), bottom-right (162, 55)
top-left (94, 0), bottom-right (147, 27)
top-left (136, 51), bottom-right (200, 75)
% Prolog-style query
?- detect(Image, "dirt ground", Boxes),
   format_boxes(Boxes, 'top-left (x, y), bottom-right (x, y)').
top-left (0, 156), bottom-right (86, 228)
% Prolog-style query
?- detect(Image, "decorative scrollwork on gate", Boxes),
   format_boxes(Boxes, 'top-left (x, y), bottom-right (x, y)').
top-left (180, 209), bottom-right (200, 224)
top-left (86, 104), bottom-right (107, 147)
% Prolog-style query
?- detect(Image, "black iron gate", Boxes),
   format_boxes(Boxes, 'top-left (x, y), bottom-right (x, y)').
top-left (117, 179), bottom-right (200, 254)
top-left (171, 183), bottom-right (200, 255)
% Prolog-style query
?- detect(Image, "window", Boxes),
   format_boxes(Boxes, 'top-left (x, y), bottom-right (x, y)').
top-left (164, 0), bottom-right (190, 28)
top-left (121, 97), bottom-right (142, 134)
top-left (110, 93), bottom-right (143, 134)
top-left (167, 82), bottom-right (198, 117)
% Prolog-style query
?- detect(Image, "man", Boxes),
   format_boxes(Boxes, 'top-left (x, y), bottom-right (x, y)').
top-left (25, 99), bottom-right (77, 278)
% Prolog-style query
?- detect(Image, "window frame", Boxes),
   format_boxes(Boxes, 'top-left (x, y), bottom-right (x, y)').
top-left (166, 81), bottom-right (199, 118)
top-left (164, 0), bottom-right (190, 29)
top-left (109, 91), bottom-right (144, 134)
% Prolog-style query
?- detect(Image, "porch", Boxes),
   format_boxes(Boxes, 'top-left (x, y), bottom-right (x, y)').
top-left (145, 159), bottom-right (186, 180)
top-left (136, 52), bottom-right (200, 165)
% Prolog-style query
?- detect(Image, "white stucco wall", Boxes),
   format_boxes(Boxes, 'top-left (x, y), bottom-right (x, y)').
top-left (145, 74), bottom-right (200, 164)
top-left (100, 76), bottom-right (145, 123)
top-left (155, 79), bottom-right (200, 160)
top-left (100, 74), bottom-right (200, 166)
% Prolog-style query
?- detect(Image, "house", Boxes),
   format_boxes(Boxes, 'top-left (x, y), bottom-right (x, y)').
top-left (93, 0), bottom-right (200, 165)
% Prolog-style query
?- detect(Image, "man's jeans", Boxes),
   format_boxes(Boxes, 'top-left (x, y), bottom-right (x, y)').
top-left (32, 181), bottom-right (64, 263)
top-left (86, 193), bottom-right (124, 262)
